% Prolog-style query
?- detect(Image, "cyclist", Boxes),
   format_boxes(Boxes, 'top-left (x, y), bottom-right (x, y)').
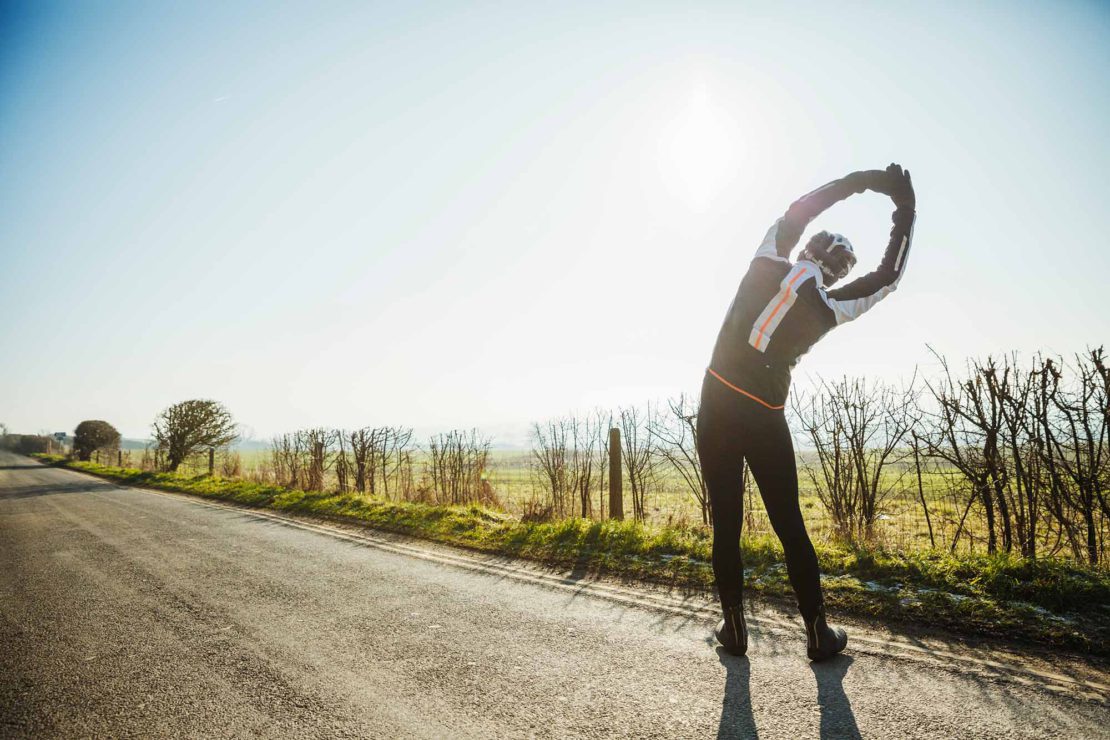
top-left (699, 163), bottom-right (915, 660)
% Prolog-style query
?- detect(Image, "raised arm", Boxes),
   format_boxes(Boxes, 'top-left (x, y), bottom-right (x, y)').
top-left (753, 169), bottom-right (887, 262)
top-left (823, 164), bottom-right (916, 324)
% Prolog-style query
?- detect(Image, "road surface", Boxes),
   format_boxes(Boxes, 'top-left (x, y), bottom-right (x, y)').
top-left (1, 450), bottom-right (1107, 738)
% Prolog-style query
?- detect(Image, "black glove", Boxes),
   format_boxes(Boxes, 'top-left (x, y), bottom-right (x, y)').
top-left (875, 162), bottom-right (914, 209)
top-left (847, 169), bottom-right (888, 193)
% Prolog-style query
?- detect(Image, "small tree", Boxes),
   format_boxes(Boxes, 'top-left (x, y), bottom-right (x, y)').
top-left (152, 400), bottom-right (237, 472)
top-left (74, 420), bottom-right (121, 461)
top-left (425, 429), bottom-right (493, 505)
top-left (530, 418), bottom-right (570, 517)
top-left (619, 404), bottom-right (659, 522)
top-left (793, 377), bottom-right (912, 543)
top-left (650, 394), bottom-right (711, 525)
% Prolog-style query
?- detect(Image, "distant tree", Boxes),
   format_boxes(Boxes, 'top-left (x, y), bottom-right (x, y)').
top-left (152, 400), bottom-right (238, 472)
top-left (73, 420), bottom-right (121, 461)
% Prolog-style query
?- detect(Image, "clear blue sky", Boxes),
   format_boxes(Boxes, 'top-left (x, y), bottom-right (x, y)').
top-left (2, 1), bottom-right (1108, 443)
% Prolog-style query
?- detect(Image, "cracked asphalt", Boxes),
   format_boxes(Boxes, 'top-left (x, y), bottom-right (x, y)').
top-left (1, 450), bottom-right (1107, 738)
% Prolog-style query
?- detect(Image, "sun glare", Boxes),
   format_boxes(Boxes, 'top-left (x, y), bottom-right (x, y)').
top-left (662, 83), bottom-right (739, 211)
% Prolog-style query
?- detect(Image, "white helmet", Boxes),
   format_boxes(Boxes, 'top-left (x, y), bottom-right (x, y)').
top-left (801, 231), bottom-right (857, 282)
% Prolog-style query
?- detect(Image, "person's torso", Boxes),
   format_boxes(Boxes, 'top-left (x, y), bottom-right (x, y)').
top-left (708, 258), bottom-right (836, 406)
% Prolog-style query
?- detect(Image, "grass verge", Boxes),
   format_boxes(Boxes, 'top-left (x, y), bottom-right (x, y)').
top-left (32, 454), bottom-right (1110, 655)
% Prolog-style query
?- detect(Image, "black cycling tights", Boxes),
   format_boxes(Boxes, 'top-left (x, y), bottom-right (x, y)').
top-left (696, 373), bottom-right (823, 621)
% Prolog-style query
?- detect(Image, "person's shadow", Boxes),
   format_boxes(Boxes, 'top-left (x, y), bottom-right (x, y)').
top-left (811, 655), bottom-right (861, 739)
top-left (716, 648), bottom-right (861, 740)
top-left (715, 647), bottom-right (758, 739)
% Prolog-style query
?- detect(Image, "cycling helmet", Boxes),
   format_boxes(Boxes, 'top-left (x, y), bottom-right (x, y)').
top-left (800, 231), bottom-right (857, 284)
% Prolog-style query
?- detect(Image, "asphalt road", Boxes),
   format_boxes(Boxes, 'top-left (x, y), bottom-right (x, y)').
top-left (1, 450), bottom-right (1107, 739)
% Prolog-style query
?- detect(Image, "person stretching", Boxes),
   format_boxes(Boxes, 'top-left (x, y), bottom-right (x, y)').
top-left (698, 163), bottom-right (915, 661)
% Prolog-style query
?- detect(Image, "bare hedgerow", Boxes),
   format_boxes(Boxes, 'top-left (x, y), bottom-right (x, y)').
top-left (384, 428), bottom-right (415, 497)
top-left (914, 348), bottom-right (1108, 564)
top-left (270, 432), bottom-right (304, 489)
top-left (529, 412), bottom-right (608, 520)
top-left (1030, 349), bottom-right (1109, 565)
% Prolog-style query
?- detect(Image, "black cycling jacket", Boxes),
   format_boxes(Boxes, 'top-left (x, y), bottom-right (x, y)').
top-left (707, 171), bottom-right (916, 408)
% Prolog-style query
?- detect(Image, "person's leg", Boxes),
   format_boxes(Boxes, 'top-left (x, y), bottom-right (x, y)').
top-left (697, 380), bottom-right (750, 655)
top-left (696, 390), bottom-right (747, 610)
top-left (744, 408), bottom-right (847, 660)
top-left (743, 409), bottom-right (822, 621)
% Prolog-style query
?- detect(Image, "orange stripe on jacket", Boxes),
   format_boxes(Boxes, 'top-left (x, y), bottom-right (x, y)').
top-left (752, 268), bottom-right (809, 350)
top-left (706, 368), bottom-right (785, 410)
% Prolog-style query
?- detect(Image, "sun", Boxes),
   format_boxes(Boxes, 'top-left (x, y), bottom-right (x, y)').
top-left (662, 83), bottom-right (740, 211)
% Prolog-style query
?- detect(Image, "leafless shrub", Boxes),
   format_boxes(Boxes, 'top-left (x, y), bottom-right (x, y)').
top-left (347, 428), bottom-right (377, 494)
top-left (521, 493), bottom-right (555, 523)
top-left (530, 418), bottom-right (570, 517)
top-left (335, 434), bottom-right (351, 493)
top-left (381, 427), bottom-right (415, 500)
top-left (221, 451), bottom-right (242, 478)
top-left (301, 428), bottom-right (335, 492)
top-left (592, 410), bottom-right (613, 519)
top-left (271, 432), bottom-right (305, 489)
top-left (426, 429), bottom-right (493, 506)
top-left (651, 394), bottom-right (711, 525)
top-left (528, 412), bottom-right (608, 520)
top-left (568, 414), bottom-right (601, 519)
top-left (344, 427), bottom-right (415, 499)
top-left (793, 377), bottom-right (913, 543)
top-left (619, 404), bottom-right (660, 522)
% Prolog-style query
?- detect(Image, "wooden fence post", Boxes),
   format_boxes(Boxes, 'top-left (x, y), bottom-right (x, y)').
top-left (208, 447), bottom-right (215, 476)
top-left (118, 449), bottom-right (122, 467)
top-left (608, 427), bottom-right (623, 521)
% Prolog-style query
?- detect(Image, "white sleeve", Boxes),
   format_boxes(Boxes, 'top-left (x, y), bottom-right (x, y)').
top-left (752, 219), bottom-right (790, 263)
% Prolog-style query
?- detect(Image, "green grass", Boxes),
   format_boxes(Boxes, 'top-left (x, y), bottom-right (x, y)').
top-left (127, 447), bottom-right (1094, 567)
top-left (32, 453), bottom-right (1110, 655)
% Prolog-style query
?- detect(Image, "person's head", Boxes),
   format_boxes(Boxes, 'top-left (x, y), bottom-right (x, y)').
top-left (799, 231), bottom-right (857, 286)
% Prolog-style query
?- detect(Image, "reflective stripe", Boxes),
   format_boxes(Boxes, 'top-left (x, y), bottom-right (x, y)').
top-left (706, 368), bottom-right (785, 410)
top-left (749, 265), bottom-right (812, 351)
top-left (893, 213), bottom-right (916, 274)
top-left (892, 234), bottom-right (909, 273)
